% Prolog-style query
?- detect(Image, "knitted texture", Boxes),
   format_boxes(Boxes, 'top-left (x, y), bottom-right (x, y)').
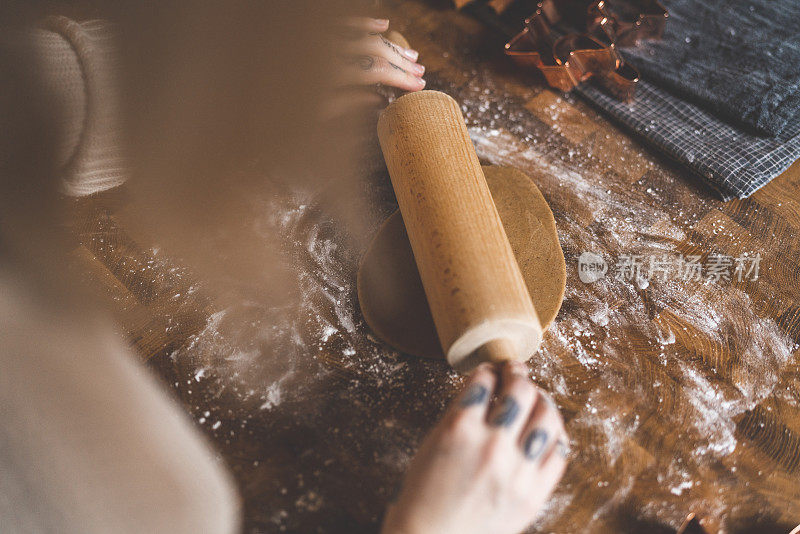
top-left (468, 4), bottom-right (800, 200)
top-left (37, 17), bottom-right (126, 197)
top-left (578, 81), bottom-right (800, 200)
top-left (621, 0), bottom-right (800, 137)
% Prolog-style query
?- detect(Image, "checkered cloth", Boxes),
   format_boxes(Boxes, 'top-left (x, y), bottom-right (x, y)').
top-left (464, 1), bottom-right (800, 200)
top-left (577, 81), bottom-right (800, 200)
top-left (621, 0), bottom-right (800, 138)
top-left (578, 0), bottom-right (800, 199)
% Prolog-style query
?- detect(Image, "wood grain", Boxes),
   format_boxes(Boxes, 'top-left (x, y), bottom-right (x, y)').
top-left (65, 2), bottom-right (800, 532)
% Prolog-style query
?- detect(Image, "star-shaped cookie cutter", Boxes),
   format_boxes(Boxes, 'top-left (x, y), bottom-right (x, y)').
top-left (504, 0), bottom-right (667, 101)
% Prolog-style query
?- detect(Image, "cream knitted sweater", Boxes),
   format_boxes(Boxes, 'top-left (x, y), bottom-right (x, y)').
top-left (34, 16), bottom-right (126, 196)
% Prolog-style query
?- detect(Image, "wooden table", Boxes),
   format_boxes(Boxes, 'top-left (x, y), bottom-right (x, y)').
top-left (69, 1), bottom-right (800, 532)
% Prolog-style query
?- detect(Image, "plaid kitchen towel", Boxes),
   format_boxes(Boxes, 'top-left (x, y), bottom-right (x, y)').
top-left (463, 0), bottom-right (800, 200)
top-left (576, 80), bottom-right (800, 200)
top-left (621, 0), bottom-right (800, 137)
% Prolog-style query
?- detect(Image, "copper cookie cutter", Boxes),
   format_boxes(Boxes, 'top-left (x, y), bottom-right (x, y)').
top-left (588, 0), bottom-right (668, 47)
top-left (504, 0), bottom-right (667, 101)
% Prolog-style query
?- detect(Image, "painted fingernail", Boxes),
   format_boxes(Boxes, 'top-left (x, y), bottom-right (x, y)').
top-left (376, 18), bottom-right (390, 26)
top-left (459, 384), bottom-right (488, 407)
top-left (416, 77), bottom-right (426, 88)
top-left (403, 48), bottom-right (419, 61)
top-left (556, 438), bottom-right (570, 458)
top-left (489, 395), bottom-right (520, 427)
top-left (523, 428), bottom-right (549, 461)
top-left (411, 63), bottom-right (425, 76)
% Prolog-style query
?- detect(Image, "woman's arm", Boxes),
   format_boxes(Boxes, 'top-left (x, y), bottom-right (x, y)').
top-left (0, 275), bottom-right (240, 534)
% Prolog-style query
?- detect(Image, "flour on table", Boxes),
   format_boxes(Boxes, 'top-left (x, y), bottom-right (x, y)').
top-left (460, 82), bottom-right (797, 529)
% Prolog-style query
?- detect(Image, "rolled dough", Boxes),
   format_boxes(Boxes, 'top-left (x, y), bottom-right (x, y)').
top-left (384, 30), bottom-right (410, 50)
top-left (358, 165), bottom-right (566, 359)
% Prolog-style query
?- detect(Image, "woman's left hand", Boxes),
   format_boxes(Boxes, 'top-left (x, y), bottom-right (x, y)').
top-left (335, 17), bottom-right (426, 92)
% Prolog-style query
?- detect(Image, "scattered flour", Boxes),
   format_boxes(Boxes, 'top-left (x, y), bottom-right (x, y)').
top-left (462, 95), bottom-right (797, 529)
top-left (155, 64), bottom-right (798, 531)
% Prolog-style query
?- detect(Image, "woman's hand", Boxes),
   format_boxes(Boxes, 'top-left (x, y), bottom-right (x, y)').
top-left (335, 18), bottom-right (426, 92)
top-left (382, 361), bottom-right (569, 534)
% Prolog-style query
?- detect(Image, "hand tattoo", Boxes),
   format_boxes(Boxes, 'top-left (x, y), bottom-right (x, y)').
top-left (351, 55), bottom-right (374, 71)
top-left (489, 396), bottom-right (520, 427)
top-left (459, 384), bottom-right (489, 408)
top-left (379, 34), bottom-right (403, 56)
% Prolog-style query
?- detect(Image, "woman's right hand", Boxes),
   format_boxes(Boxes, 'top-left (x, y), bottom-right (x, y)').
top-left (382, 361), bottom-right (569, 534)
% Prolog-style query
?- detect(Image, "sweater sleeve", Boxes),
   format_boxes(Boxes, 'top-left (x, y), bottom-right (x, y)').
top-left (34, 16), bottom-right (126, 196)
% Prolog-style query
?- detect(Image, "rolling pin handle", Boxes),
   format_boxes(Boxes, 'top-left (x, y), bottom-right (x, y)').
top-left (476, 338), bottom-right (518, 364)
top-left (453, 337), bottom-right (520, 372)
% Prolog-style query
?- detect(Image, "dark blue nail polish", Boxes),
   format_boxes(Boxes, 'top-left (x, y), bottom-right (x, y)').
top-left (490, 396), bottom-right (520, 427)
top-left (459, 384), bottom-right (488, 407)
top-left (523, 428), bottom-right (549, 461)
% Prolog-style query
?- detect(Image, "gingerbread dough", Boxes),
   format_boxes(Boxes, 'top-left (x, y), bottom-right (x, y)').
top-left (384, 30), bottom-right (410, 50)
top-left (357, 165), bottom-right (566, 359)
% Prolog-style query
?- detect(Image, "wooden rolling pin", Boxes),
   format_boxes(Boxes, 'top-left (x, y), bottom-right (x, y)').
top-left (377, 90), bottom-right (543, 370)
